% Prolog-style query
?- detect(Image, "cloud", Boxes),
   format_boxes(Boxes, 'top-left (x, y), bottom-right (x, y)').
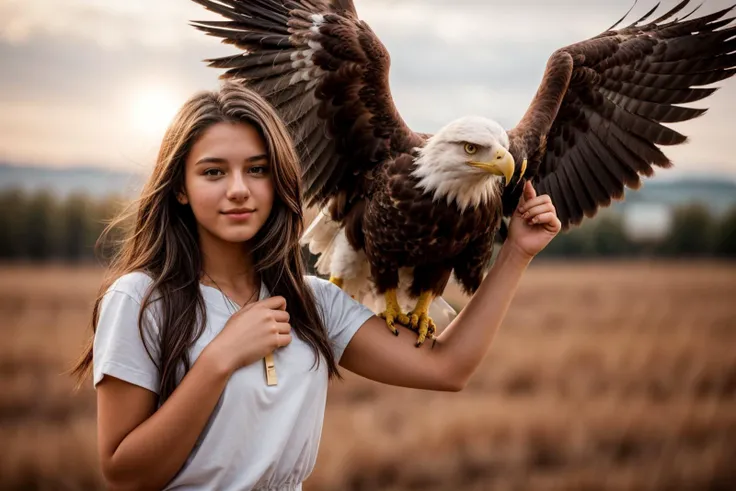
top-left (0, 0), bottom-right (734, 176)
top-left (0, 0), bottom-right (223, 48)
top-left (0, 32), bottom-right (233, 169)
top-left (7, 0), bottom-right (715, 49)
top-left (3, 0), bottom-right (733, 48)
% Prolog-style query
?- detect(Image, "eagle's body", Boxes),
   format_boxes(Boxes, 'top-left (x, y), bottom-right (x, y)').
top-left (191, 0), bottom-right (736, 343)
top-left (362, 152), bottom-right (501, 297)
top-left (312, 116), bottom-right (510, 340)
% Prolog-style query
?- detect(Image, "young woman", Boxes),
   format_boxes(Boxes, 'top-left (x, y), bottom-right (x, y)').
top-left (74, 82), bottom-right (561, 490)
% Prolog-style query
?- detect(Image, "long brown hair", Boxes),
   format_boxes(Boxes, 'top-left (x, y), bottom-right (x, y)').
top-left (73, 82), bottom-right (339, 403)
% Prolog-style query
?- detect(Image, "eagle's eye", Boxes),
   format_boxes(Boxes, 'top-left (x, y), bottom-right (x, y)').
top-left (463, 143), bottom-right (478, 155)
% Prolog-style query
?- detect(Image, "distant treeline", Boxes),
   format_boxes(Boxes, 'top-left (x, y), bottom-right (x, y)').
top-left (0, 188), bottom-right (735, 262)
top-left (538, 204), bottom-right (736, 259)
top-left (0, 189), bottom-right (127, 262)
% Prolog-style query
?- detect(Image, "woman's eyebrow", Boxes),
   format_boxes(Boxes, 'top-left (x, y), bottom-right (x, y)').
top-left (195, 157), bottom-right (227, 166)
top-left (246, 154), bottom-right (268, 163)
top-left (195, 154), bottom-right (268, 166)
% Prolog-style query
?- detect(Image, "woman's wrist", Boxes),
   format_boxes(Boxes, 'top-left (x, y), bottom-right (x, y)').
top-left (199, 341), bottom-right (236, 381)
top-left (498, 240), bottom-right (535, 268)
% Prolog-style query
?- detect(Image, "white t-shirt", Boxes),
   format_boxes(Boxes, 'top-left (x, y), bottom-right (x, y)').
top-left (92, 271), bottom-right (375, 491)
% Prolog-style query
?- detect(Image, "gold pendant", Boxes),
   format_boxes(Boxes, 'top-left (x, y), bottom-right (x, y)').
top-left (264, 353), bottom-right (277, 386)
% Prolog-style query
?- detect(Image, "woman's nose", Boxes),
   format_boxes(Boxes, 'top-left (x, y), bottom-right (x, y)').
top-left (226, 173), bottom-right (251, 200)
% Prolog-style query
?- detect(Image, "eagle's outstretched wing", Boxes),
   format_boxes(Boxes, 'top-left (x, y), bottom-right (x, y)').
top-left (191, 0), bottom-right (422, 209)
top-left (503, 1), bottom-right (736, 228)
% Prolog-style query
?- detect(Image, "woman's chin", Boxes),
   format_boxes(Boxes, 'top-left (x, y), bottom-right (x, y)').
top-left (215, 227), bottom-right (259, 244)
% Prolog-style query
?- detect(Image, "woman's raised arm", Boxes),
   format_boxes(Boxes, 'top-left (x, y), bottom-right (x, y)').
top-left (339, 181), bottom-right (561, 390)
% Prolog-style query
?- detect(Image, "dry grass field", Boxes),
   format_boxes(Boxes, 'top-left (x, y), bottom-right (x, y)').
top-left (1, 261), bottom-right (735, 490)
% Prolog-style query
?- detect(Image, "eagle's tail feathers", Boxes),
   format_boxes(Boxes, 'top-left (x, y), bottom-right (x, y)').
top-left (301, 208), bottom-right (341, 275)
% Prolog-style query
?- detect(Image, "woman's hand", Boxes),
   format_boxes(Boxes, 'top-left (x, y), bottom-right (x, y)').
top-left (204, 296), bottom-right (292, 375)
top-left (507, 180), bottom-right (562, 260)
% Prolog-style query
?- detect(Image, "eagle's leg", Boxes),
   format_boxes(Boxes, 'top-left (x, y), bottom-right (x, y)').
top-left (378, 289), bottom-right (410, 336)
top-left (408, 291), bottom-right (437, 347)
top-left (329, 276), bottom-right (356, 299)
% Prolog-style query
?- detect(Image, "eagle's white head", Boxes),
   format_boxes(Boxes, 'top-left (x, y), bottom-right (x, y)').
top-left (411, 115), bottom-right (516, 212)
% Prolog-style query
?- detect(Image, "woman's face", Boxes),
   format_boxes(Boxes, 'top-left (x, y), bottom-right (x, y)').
top-left (179, 121), bottom-right (275, 245)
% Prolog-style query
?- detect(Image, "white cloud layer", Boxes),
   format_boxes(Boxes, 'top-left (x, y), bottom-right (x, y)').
top-left (0, 0), bottom-right (734, 177)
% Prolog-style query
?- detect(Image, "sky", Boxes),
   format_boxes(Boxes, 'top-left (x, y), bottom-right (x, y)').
top-left (1, 0), bottom-right (735, 178)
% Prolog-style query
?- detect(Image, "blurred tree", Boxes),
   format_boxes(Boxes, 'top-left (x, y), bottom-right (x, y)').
top-left (25, 190), bottom-right (60, 260)
top-left (713, 205), bottom-right (736, 257)
top-left (589, 215), bottom-right (631, 257)
top-left (61, 193), bottom-right (90, 261)
top-left (658, 204), bottom-right (715, 257)
top-left (0, 188), bottom-right (129, 262)
top-left (0, 189), bottom-right (28, 258)
top-left (0, 186), bottom-right (733, 263)
top-left (539, 219), bottom-right (598, 258)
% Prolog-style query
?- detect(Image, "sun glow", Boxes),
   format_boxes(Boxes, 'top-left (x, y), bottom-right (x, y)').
top-left (128, 85), bottom-right (182, 136)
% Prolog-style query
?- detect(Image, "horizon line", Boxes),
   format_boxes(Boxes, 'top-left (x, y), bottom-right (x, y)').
top-left (3, 158), bottom-right (736, 182)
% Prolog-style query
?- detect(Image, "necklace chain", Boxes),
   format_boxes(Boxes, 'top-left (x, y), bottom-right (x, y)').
top-left (201, 269), bottom-right (259, 314)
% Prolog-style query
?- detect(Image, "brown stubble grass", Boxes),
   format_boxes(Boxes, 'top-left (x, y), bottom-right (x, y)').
top-left (0, 264), bottom-right (102, 490)
top-left (313, 261), bottom-right (736, 491)
top-left (0, 261), bottom-right (735, 490)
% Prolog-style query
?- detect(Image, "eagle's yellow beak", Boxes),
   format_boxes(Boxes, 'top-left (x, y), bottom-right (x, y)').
top-left (467, 147), bottom-right (515, 186)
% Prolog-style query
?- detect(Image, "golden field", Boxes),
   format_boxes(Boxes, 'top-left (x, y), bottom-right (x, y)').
top-left (1, 261), bottom-right (735, 491)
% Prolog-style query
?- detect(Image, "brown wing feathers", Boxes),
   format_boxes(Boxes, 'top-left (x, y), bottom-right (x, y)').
top-left (191, 0), bottom-right (418, 209)
top-left (510, 1), bottom-right (736, 229)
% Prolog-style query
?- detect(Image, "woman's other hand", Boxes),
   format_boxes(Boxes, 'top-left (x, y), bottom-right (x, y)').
top-left (205, 296), bottom-right (292, 375)
top-left (507, 180), bottom-right (562, 260)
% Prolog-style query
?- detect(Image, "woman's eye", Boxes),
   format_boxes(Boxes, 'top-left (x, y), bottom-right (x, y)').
top-left (204, 168), bottom-right (224, 177)
top-left (464, 143), bottom-right (478, 155)
top-left (250, 166), bottom-right (269, 175)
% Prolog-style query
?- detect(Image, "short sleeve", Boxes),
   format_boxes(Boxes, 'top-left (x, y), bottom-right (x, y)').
top-left (93, 288), bottom-right (161, 394)
top-left (309, 276), bottom-right (375, 362)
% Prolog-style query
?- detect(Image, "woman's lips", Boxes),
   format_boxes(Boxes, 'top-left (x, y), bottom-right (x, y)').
top-left (222, 211), bottom-right (254, 220)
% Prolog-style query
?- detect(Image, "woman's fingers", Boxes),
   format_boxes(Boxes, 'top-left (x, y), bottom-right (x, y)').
top-left (260, 295), bottom-right (287, 311)
top-left (524, 180), bottom-right (536, 201)
top-left (529, 211), bottom-right (562, 232)
top-left (518, 192), bottom-right (561, 232)
top-left (273, 323), bottom-right (292, 348)
top-left (520, 202), bottom-right (555, 220)
top-left (271, 309), bottom-right (290, 323)
top-left (518, 180), bottom-right (536, 207)
top-left (517, 194), bottom-right (550, 215)
top-left (275, 322), bottom-right (292, 335)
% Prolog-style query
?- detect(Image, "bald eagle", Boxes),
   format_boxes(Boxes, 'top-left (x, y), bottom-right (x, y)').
top-left (192, 0), bottom-right (736, 345)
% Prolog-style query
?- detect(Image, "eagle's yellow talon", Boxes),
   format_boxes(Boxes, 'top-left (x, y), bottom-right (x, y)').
top-left (408, 291), bottom-right (434, 347)
top-left (410, 311), bottom-right (434, 346)
top-left (378, 288), bottom-right (406, 336)
top-left (378, 311), bottom-right (399, 335)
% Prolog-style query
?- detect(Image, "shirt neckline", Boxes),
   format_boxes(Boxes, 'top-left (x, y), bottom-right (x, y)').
top-left (199, 280), bottom-right (268, 313)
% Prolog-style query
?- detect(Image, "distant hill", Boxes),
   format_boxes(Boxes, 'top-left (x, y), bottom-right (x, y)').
top-left (612, 176), bottom-right (736, 216)
top-left (1, 162), bottom-right (735, 214)
top-left (0, 162), bottom-right (145, 199)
